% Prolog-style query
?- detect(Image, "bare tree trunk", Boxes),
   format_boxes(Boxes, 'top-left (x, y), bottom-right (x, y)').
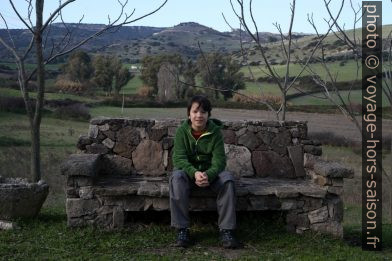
top-left (31, 0), bottom-right (45, 182)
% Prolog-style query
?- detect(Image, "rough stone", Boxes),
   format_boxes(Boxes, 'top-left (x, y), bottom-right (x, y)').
top-left (286, 212), bottom-right (310, 228)
top-left (149, 127), bottom-right (167, 141)
top-left (102, 155), bottom-right (134, 176)
top-left (255, 131), bottom-right (274, 145)
top-left (61, 154), bottom-right (101, 177)
top-left (222, 129), bottom-right (236, 144)
top-left (224, 144), bottom-right (253, 178)
top-left (79, 186), bottom-right (94, 199)
top-left (102, 138), bottom-right (115, 149)
top-left (168, 127), bottom-right (177, 137)
top-left (238, 131), bottom-right (260, 150)
top-left (302, 197), bottom-right (323, 212)
top-left (98, 123), bottom-right (110, 132)
top-left (327, 186), bottom-right (343, 195)
top-left (0, 180), bottom-right (49, 220)
top-left (77, 135), bottom-right (94, 150)
top-left (113, 126), bottom-right (141, 158)
top-left (287, 145), bottom-right (306, 178)
top-left (313, 161), bottom-right (354, 178)
top-left (271, 130), bottom-right (292, 155)
top-left (162, 137), bottom-right (174, 150)
top-left (102, 130), bottom-right (116, 141)
top-left (132, 140), bottom-right (164, 176)
top-left (66, 198), bottom-right (99, 218)
top-left (311, 221), bottom-right (343, 238)
top-left (332, 178), bottom-right (344, 187)
top-left (86, 143), bottom-right (109, 154)
top-left (0, 220), bottom-right (17, 230)
top-left (308, 206), bottom-right (329, 224)
top-left (281, 199), bottom-right (299, 210)
top-left (88, 124), bottom-right (99, 138)
top-left (112, 207), bottom-right (125, 229)
top-left (328, 197), bottom-right (343, 221)
top-left (235, 127), bottom-right (247, 137)
top-left (252, 151), bottom-right (295, 178)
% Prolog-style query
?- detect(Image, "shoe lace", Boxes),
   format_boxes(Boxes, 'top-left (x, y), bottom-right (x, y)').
top-left (178, 229), bottom-right (189, 240)
top-left (221, 230), bottom-right (234, 240)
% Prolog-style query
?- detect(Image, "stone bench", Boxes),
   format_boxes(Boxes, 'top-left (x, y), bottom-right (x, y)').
top-left (61, 118), bottom-right (354, 238)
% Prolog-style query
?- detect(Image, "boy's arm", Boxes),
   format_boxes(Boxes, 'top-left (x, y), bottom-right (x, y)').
top-left (172, 128), bottom-right (197, 179)
top-left (205, 131), bottom-right (226, 182)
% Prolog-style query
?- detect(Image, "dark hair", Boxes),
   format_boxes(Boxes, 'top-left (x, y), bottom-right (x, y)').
top-left (187, 95), bottom-right (212, 117)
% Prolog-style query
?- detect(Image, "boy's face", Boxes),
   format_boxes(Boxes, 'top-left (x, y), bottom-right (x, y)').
top-left (189, 102), bottom-right (208, 131)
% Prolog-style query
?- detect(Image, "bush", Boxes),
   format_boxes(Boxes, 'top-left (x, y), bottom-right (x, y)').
top-left (138, 85), bottom-right (155, 97)
top-left (0, 96), bottom-right (27, 113)
top-left (52, 103), bottom-right (91, 121)
top-left (55, 78), bottom-right (92, 94)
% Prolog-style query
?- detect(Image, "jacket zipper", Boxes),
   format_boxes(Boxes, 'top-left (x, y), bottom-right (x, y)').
top-left (188, 129), bottom-right (212, 162)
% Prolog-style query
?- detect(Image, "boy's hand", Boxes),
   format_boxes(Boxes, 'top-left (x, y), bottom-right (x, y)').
top-left (195, 171), bottom-right (209, 187)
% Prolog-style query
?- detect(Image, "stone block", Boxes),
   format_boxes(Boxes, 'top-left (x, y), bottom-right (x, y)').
top-left (132, 140), bottom-right (165, 176)
top-left (101, 155), bottom-right (133, 176)
top-left (77, 135), bottom-right (93, 150)
top-left (331, 178), bottom-right (344, 187)
top-left (327, 197), bottom-right (343, 222)
top-left (79, 186), bottom-right (94, 199)
top-left (222, 129), bottom-right (236, 144)
top-left (149, 127), bottom-right (167, 141)
top-left (251, 151), bottom-right (295, 178)
top-left (86, 143), bottom-right (109, 154)
top-left (113, 126), bottom-right (141, 158)
top-left (286, 212), bottom-right (310, 228)
top-left (66, 198), bottom-right (99, 218)
top-left (308, 206), bottom-right (329, 224)
top-left (88, 124), bottom-right (99, 138)
top-left (224, 144), bottom-right (253, 178)
top-left (61, 154), bottom-right (101, 177)
top-left (238, 131), bottom-right (260, 150)
top-left (287, 145), bottom-right (306, 178)
top-left (102, 138), bottom-right (115, 149)
top-left (327, 186), bottom-right (343, 195)
top-left (311, 221), bottom-right (343, 238)
top-left (302, 197), bottom-right (323, 212)
top-left (313, 161), bottom-right (354, 178)
top-left (112, 207), bottom-right (125, 229)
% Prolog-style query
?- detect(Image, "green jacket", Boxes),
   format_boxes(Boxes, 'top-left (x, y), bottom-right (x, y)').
top-left (172, 118), bottom-right (226, 182)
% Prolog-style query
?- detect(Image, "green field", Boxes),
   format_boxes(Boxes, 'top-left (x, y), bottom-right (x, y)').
top-left (241, 60), bottom-right (361, 82)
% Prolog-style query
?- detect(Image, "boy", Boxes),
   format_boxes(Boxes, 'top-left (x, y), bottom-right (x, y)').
top-left (169, 95), bottom-right (240, 248)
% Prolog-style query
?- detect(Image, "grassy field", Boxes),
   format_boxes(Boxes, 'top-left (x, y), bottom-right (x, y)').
top-left (1, 108), bottom-right (392, 259)
top-left (240, 60), bottom-right (361, 83)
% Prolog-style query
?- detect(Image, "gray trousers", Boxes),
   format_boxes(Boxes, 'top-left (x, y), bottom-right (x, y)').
top-left (169, 169), bottom-right (237, 230)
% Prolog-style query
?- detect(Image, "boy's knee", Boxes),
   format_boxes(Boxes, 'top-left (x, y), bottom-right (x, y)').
top-left (218, 171), bottom-right (235, 183)
top-left (171, 170), bottom-right (188, 183)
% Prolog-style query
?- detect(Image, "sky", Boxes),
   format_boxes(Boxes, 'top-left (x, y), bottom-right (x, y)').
top-left (1, 0), bottom-right (391, 34)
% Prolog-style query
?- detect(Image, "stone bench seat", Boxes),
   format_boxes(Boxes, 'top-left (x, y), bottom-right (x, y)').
top-left (62, 118), bottom-right (354, 238)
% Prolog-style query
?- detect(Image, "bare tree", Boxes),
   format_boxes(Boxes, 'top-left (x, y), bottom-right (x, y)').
top-left (0, 0), bottom-right (167, 182)
top-left (228, 0), bottom-right (344, 120)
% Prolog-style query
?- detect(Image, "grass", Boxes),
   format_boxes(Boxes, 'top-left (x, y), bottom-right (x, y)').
top-left (0, 112), bottom-right (89, 147)
top-left (0, 87), bottom-right (98, 104)
top-left (1, 110), bottom-right (392, 258)
top-left (0, 206), bottom-right (391, 260)
top-left (240, 60), bottom-right (363, 83)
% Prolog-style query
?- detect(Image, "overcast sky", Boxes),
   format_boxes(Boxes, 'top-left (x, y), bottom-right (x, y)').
top-left (1, 0), bottom-right (391, 33)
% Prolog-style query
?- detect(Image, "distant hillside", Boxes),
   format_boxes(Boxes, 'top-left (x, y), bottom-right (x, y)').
top-left (0, 22), bottom-right (298, 63)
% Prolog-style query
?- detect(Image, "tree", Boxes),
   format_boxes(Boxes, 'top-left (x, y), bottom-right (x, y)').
top-left (228, 0), bottom-right (342, 120)
top-left (63, 51), bottom-right (93, 82)
top-left (92, 55), bottom-right (132, 96)
top-left (197, 52), bottom-right (245, 100)
top-left (0, 0), bottom-right (167, 182)
top-left (140, 54), bottom-right (183, 95)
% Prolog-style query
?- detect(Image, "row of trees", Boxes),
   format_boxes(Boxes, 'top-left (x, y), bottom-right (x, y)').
top-left (140, 52), bottom-right (245, 101)
top-left (57, 51), bottom-right (132, 96)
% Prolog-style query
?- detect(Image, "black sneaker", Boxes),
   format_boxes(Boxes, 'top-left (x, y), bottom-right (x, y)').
top-left (175, 228), bottom-right (192, 248)
top-left (219, 229), bottom-right (241, 249)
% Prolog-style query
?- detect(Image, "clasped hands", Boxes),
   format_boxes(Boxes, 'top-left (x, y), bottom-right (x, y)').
top-left (195, 171), bottom-right (209, 187)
